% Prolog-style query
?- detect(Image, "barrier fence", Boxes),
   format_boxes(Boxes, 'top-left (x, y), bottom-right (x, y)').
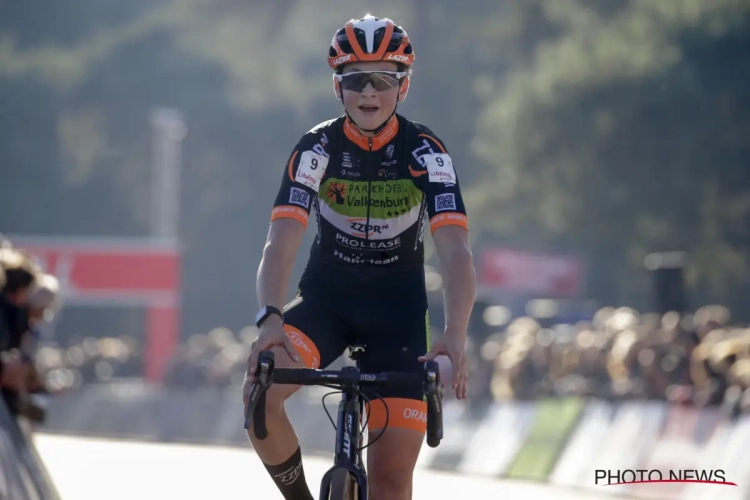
top-left (40, 382), bottom-right (750, 500)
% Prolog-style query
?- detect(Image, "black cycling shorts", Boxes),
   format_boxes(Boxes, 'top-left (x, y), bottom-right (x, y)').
top-left (281, 267), bottom-right (431, 433)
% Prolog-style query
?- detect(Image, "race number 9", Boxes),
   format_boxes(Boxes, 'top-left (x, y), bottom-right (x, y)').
top-left (296, 151), bottom-right (329, 191)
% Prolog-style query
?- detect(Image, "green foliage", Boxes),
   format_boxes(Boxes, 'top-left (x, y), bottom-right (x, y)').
top-left (469, 0), bottom-right (750, 309)
top-left (1, 0), bottom-right (748, 325)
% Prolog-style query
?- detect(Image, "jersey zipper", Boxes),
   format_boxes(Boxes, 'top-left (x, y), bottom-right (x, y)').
top-left (365, 137), bottom-right (373, 244)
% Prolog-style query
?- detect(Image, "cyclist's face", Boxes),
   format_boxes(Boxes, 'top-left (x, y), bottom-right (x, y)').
top-left (336, 61), bottom-right (408, 132)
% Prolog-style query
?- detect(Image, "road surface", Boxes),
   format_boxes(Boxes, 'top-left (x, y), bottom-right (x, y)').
top-left (34, 433), bottom-right (625, 499)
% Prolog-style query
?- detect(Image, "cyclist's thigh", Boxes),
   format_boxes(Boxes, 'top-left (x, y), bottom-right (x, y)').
top-left (263, 292), bottom-right (348, 401)
top-left (281, 292), bottom-right (348, 371)
top-left (357, 299), bottom-right (431, 434)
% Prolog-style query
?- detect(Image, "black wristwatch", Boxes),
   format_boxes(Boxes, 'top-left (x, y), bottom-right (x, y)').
top-left (255, 305), bottom-right (283, 328)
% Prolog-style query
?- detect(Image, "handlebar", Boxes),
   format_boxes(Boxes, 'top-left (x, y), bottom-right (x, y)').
top-left (244, 350), bottom-right (443, 447)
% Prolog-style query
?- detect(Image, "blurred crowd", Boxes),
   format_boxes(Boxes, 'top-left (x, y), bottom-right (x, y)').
top-left (141, 306), bottom-right (735, 423)
top-left (0, 236), bottom-right (62, 426)
top-left (5, 229), bottom-right (747, 421)
top-left (129, 301), bottom-right (750, 422)
top-left (476, 305), bottom-right (750, 418)
top-left (32, 335), bottom-right (143, 390)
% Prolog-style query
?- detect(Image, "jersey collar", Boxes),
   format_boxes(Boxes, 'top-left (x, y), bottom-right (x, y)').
top-left (344, 115), bottom-right (399, 151)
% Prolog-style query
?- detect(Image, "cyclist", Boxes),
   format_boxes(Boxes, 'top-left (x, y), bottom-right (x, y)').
top-left (243, 14), bottom-right (475, 500)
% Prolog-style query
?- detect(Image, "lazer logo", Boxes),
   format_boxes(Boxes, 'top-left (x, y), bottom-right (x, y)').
top-left (387, 54), bottom-right (409, 63)
top-left (333, 54), bottom-right (353, 66)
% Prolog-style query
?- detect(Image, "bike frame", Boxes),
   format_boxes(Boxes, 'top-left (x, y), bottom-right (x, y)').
top-left (319, 364), bottom-right (369, 499)
top-left (244, 344), bottom-right (442, 500)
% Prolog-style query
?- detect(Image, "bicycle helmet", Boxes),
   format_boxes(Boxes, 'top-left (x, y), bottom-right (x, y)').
top-left (328, 15), bottom-right (415, 71)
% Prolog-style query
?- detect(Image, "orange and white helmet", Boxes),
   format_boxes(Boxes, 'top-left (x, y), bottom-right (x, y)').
top-left (328, 15), bottom-right (415, 71)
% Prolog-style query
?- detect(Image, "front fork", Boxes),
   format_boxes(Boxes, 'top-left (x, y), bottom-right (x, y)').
top-left (321, 387), bottom-right (368, 499)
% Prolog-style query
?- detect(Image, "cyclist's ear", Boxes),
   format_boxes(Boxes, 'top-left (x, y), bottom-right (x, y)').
top-left (398, 76), bottom-right (410, 102)
top-left (332, 75), bottom-right (343, 100)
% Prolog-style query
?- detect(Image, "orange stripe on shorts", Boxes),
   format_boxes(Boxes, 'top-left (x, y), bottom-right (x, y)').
top-left (283, 324), bottom-right (321, 369)
top-left (365, 398), bottom-right (427, 434)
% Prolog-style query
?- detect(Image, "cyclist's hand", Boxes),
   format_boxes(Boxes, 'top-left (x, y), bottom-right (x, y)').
top-left (244, 317), bottom-right (299, 387)
top-left (418, 329), bottom-right (468, 400)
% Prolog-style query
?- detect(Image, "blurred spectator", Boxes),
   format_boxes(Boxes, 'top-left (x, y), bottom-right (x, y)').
top-left (0, 246), bottom-right (39, 389)
top-left (473, 303), bottom-right (750, 418)
top-left (0, 245), bottom-right (46, 423)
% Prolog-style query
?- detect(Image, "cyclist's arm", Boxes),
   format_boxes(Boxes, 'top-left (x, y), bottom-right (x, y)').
top-left (257, 133), bottom-right (329, 311)
top-left (256, 218), bottom-right (306, 312)
top-left (411, 130), bottom-right (475, 333)
top-left (433, 225), bottom-right (475, 333)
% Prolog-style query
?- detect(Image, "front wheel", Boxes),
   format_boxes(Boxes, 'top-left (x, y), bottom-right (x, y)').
top-left (328, 467), bottom-right (359, 500)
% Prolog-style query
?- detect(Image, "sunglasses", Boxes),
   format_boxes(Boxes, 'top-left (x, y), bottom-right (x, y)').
top-left (334, 71), bottom-right (407, 93)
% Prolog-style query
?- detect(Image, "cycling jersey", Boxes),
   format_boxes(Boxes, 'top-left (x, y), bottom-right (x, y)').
top-left (271, 114), bottom-right (468, 270)
top-left (269, 113), bottom-right (468, 433)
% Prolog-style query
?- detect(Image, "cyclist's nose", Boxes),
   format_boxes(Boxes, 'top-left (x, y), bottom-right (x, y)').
top-left (360, 81), bottom-right (378, 96)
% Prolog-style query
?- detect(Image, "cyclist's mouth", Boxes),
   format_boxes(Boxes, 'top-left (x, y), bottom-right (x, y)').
top-left (359, 105), bottom-right (379, 115)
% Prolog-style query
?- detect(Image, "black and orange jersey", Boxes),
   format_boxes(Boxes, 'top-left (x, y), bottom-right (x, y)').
top-left (271, 114), bottom-right (468, 270)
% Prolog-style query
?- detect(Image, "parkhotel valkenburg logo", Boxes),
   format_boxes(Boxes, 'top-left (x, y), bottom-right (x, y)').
top-left (595, 469), bottom-right (737, 487)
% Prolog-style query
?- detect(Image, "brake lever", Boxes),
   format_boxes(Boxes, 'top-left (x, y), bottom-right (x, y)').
top-left (243, 351), bottom-right (276, 438)
top-left (423, 361), bottom-right (444, 448)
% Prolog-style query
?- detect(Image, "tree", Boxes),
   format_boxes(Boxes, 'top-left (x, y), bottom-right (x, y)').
top-left (469, 0), bottom-right (750, 313)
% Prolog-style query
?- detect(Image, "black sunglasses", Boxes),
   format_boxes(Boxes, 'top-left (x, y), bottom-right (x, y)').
top-left (335, 70), bottom-right (407, 93)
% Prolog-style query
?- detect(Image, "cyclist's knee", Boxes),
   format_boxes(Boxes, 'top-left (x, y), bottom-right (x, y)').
top-left (264, 381), bottom-right (299, 412)
top-left (368, 460), bottom-right (414, 500)
top-left (245, 343), bottom-right (302, 413)
top-left (367, 427), bottom-right (422, 499)
top-left (368, 478), bottom-right (411, 500)
top-left (262, 345), bottom-right (302, 410)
